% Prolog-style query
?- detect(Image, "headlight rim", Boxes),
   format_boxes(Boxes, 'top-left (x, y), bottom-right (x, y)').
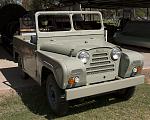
top-left (78, 50), bottom-right (90, 64)
top-left (111, 47), bottom-right (122, 61)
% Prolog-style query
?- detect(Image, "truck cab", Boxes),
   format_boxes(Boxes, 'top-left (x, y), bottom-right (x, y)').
top-left (13, 11), bottom-right (144, 116)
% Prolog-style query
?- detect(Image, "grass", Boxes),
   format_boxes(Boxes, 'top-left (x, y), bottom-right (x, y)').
top-left (0, 84), bottom-right (150, 120)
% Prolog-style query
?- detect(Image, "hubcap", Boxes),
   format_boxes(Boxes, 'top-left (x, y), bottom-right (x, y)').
top-left (48, 85), bottom-right (57, 107)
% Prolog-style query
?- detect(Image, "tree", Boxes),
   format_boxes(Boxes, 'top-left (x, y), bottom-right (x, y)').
top-left (0, 0), bottom-right (15, 8)
top-left (29, 0), bottom-right (63, 11)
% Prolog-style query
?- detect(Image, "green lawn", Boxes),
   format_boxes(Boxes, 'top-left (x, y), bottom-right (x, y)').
top-left (0, 84), bottom-right (150, 120)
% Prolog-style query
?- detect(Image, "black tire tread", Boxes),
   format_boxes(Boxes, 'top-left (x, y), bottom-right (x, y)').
top-left (46, 75), bottom-right (68, 116)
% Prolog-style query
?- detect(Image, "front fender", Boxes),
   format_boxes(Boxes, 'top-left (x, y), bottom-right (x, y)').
top-left (62, 58), bottom-right (86, 88)
top-left (119, 49), bottom-right (144, 78)
top-left (37, 51), bottom-right (86, 89)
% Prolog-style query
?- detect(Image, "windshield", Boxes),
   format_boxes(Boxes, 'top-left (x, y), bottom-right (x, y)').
top-left (37, 13), bottom-right (102, 32)
top-left (38, 15), bottom-right (71, 32)
top-left (73, 13), bottom-right (102, 30)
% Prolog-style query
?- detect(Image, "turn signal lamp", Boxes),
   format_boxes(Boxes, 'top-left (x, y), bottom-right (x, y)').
top-left (68, 76), bottom-right (80, 86)
top-left (131, 66), bottom-right (142, 76)
top-left (68, 77), bottom-right (75, 86)
top-left (137, 66), bottom-right (142, 74)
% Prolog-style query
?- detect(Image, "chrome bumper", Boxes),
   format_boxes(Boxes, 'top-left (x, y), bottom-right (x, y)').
top-left (65, 75), bottom-right (144, 100)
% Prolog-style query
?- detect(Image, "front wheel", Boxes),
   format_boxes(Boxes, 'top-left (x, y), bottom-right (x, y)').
top-left (46, 75), bottom-right (68, 116)
top-left (115, 86), bottom-right (136, 100)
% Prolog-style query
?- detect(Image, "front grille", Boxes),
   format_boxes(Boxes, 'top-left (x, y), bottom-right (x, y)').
top-left (87, 64), bottom-right (114, 71)
top-left (86, 52), bottom-right (115, 75)
top-left (87, 69), bottom-right (114, 75)
top-left (92, 57), bottom-right (108, 62)
top-left (90, 61), bottom-right (110, 66)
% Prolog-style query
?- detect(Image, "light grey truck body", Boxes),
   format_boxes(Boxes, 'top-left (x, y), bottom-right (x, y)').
top-left (13, 11), bottom-right (144, 115)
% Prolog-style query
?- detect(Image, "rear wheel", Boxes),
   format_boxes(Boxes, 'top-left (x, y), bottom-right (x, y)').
top-left (46, 75), bottom-right (68, 116)
top-left (18, 55), bottom-right (29, 79)
top-left (21, 71), bottom-right (29, 79)
top-left (115, 86), bottom-right (136, 100)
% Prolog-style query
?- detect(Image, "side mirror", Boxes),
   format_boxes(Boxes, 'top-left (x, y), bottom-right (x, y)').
top-left (30, 35), bottom-right (37, 44)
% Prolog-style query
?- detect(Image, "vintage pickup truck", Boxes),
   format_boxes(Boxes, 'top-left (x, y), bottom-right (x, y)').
top-left (13, 11), bottom-right (144, 116)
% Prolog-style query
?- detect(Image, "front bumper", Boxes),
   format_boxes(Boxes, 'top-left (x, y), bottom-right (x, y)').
top-left (65, 75), bottom-right (144, 100)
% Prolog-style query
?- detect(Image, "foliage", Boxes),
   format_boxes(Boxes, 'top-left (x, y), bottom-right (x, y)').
top-left (0, 0), bottom-right (15, 7)
top-left (29, 0), bottom-right (62, 11)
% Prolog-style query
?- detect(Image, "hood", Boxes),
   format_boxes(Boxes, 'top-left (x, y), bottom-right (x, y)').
top-left (40, 36), bottom-right (115, 56)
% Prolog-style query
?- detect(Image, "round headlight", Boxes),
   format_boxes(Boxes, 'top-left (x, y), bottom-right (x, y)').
top-left (111, 47), bottom-right (122, 61)
top-left (78, 51), bottom-right (90, 64)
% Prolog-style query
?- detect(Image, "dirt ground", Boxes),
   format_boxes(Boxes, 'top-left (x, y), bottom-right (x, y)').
top-left (0, 46), bottom-right (37, 95)
top-left (142, 69), bottom-right (150, 84)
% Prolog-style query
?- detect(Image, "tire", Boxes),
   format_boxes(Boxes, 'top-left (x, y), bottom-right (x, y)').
top-left (18, 55), bottom-right (22, 68)
top-left (18, 55), bottom-right (29, 79)
top-left (46, 75), bottom-right (68, 116)
top-left (115, 86), bottom-right (136, 100)
top-left (21, 71), bottom-right (29, 79)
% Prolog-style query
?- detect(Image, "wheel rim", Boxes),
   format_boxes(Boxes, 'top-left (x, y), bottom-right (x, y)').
top-left (48, 84), bottom-right (57, 109)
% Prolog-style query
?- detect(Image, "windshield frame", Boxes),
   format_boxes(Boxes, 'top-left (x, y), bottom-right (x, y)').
top-left (35, 11), bottom-right (104, 38)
